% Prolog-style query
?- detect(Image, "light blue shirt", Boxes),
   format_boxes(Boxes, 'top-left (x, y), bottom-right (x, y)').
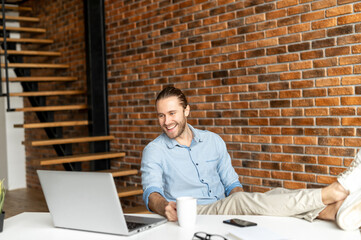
top-left (141, 124), bottom-right (242, 210)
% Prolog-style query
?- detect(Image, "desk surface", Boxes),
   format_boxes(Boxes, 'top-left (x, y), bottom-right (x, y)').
top-left (1, 212), bottom-right (360, 240)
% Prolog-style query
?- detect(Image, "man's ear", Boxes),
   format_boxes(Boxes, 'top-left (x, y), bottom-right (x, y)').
top-left (184, 105), bottom-right (190, 117)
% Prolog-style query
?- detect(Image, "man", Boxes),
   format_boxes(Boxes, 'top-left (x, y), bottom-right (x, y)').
top-left (141, 86), bottom-right (361, 231)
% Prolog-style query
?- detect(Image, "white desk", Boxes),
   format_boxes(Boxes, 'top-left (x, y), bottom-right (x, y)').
top-left (1, 212), bottom-right (360, 240)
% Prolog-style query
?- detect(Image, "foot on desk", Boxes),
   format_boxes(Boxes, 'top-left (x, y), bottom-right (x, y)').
top-left (336, 189), bottom-right (361, 231)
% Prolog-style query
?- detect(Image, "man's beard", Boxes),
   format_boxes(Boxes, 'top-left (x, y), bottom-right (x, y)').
top-left (163, 117), bottom-right (187, 139)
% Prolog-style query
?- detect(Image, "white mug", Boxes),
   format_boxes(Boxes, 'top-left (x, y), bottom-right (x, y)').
top-left (176, 196), bottom-right (197, 228)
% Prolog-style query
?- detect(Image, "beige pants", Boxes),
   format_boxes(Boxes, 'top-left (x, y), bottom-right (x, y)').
top-left (197, 188), bottom-right (326, 222)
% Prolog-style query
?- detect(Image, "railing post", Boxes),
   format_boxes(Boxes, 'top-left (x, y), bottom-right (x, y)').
top-left (1, 0), bottom-right (11, 111)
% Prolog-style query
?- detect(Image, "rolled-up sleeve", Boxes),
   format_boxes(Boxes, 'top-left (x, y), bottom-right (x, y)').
top-left (215, 135), bottom-right (242, 196)
top-left (141, 143), bottom-right (165, 210)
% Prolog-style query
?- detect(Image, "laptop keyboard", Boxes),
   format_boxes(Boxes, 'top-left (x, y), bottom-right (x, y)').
top-left (126, 221), bottom-right (147, 231)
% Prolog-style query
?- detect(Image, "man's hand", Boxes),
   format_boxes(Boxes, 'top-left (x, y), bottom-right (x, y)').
top-left (164, 201), bottom-right (177, 221)
top-left (148, 192), bottom-right (178, 221)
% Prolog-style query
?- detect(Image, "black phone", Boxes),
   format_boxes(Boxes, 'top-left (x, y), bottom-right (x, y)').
top-left (223, 218), bottom-right (257, 227)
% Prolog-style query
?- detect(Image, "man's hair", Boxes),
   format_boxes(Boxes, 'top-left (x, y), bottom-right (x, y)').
top-left (156, 86), bottom-right (188, 109)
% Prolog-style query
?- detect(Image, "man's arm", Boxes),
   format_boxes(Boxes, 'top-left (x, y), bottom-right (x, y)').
top-left (229, 186), bottom-right (244, 195)
top-left (148, 192), bottom-right (177, 221)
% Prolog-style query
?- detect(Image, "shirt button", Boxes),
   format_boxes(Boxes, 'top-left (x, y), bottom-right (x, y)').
top-left (209, 190), bottom-right (212, 193)
top-left (196, 163), bottom-right (199, 166)
top-left (201, 179), bottom-right (204, 182)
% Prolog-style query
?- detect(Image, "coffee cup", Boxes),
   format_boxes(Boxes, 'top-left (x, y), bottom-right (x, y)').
top-left (176, 196), bottom-right (197, 228)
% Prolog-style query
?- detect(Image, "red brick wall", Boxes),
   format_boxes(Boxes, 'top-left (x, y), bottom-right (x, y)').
top-left (105, 0), bottom-right (361, 205)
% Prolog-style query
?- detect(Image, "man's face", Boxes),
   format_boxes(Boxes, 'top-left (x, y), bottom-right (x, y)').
top-left (156, 96), bottom-right (189, 139)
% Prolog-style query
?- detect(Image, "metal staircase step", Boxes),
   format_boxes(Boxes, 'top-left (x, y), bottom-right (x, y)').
top-left (0, 15), bottom-right (39, 22)
top-left (2, 63), bottom-right (69, 68)
top-left (14, 120), bottom-right (89, 129)
top-left (40, 152), bottom-right (126, 166)
top-left (0, 38), bottom-right (53, 44)
top-left (5, 76), bottom-right (77, 82)
top-left (31, 135), bottom-right (115, 146)
top-left (98, 168), bottom-right (138, 177)
top-left (9, 90), bottom-right (85, 97)
top-left (0, 5), bottom-right (32, 11)
top-left (14, 104), bottom-right (87, 112)
top-left (123, 205), bottom-right (151, 214)
top-left (117, 186), bottom-right (143, 198)
top-left (0, 50), bottom-right (60, 56)
top-left (0, 26), bottom-right (45, 33)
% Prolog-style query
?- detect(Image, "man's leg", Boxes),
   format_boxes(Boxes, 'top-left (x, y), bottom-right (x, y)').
top-left (197, 187), bottom-right (326, 222)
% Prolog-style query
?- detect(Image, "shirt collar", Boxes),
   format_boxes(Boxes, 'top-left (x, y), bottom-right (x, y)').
top-left (164, 124), bottom-right (203, 149)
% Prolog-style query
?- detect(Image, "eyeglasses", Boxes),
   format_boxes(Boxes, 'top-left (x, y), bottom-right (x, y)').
top-left (193, 231), bottom-right (228, 240)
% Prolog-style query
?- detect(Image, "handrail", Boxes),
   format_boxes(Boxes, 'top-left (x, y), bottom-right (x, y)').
top-left (1, 0), bottom-right (12, 111)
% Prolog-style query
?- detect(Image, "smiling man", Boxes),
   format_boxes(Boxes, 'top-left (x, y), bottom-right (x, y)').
top-left (141, 86), bottom-right (361, 231)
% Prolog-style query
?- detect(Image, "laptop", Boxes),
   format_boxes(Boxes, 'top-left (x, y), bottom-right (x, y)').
top-left (37, 170), bottom-right (167, 236)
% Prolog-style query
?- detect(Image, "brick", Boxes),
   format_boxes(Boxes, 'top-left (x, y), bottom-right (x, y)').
top-left (279, 90), bottom-right (301, 98)
top-left (312, 38), bottom-right (336, 48)
top-left (338, 13), bottom-right (361, 25)
top-left (284, 181), bottom-right (307, 189)
top-left (277, 0), bottom-right (298, 9)
top-left (326, 5), bottom-right (353, 17)
top-left (305, 165), bottom-right (328, 174)
top-left (316, 117), bottom-right (340, 126)
top-left (301, 10), bottom-right (324, 22)
top-left (251, 136), bottom-right (271, 143)
top-left (303, 88), bottom-right (327, 97)
top-left (266, 27), bottom-right (287, 37)
top-left (317, 176), bottom-right (337, 184)
top-left (270, 118), bottom-right (291, 126)
top-left (300, 50), bottom-right (323, 60)
top-left (272, 154), bottom-right (293, 162)
top-left (319, 137), bottom-right (343, 146)
top-left (290, 60), bottom-right (312, 70)
top-left (281, 163), bottom-right (304, 172)
top-left (305, 128), bottom-right (328, 136)
top-left (325, 46), bottom-right (350, 57)
top-left (302, 29), bottom-right (326, 40)
top-left (330, 127), bottom-right (355, 136)
top-left (305, 146), bottom-right (329, 155)
top-left (345, 138), bottom-right (361, 147)
top-left (311, 0), bottom-right (337, 11)
top-left (342, 117), bottom-right (361, 126)
top-left (292, 118), bottom-right (314, 126)
top-left (288, 5), bottom-right (311, 16)
top-left (316, 78), bottom-right (340, 87)
top-left (294, 173), bottom-right (316, 182)
top-left (313, 58), bottom-right (337, 68)
top-left (272, 136), bottom-right (293, 144)
top-left (328, 86), bottom-right (353, 96)
top-left (260, 127), bottom-right (281, 135)
top-left (292, 99), bottom-right (315, 107)
top-left (305, 108), bottom-right (329, 116)
top-left (281, 109), bottom-right (304, 116)
top-left (303, 69), bottom-right (326, 79)
top-left (328, 66), bottom-right (352, 76)
top-left (294, 136), bottom-right (317, 145)
top-left (316, 97), bottom-right (340, 106)
top-left (312, 18), bottom-right (337, 29)
top-left (342, 96), bottom-right (361, 105)
top-left (266, 9), bottom-right (287, 20)
top-left (279, 34), bottom-right (301, 44)
top-left (338, 34), bottom-right (361, 45)
top-left (280, 72), bottom-right (301, 80)
top-left (288, 42), bottom-right (310, 52)
top-left (272, 171), bottom-right (292, 180)
top-left (327, 25), bottom-right (353, 37)
top-left (340, 56), bottom-right (361, 65)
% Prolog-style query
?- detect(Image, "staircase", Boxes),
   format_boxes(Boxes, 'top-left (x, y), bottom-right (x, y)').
top-left (0, 2), bottom-right (148, 214)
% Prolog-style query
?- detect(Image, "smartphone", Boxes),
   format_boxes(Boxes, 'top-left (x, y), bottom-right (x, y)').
top-left (223, 218), bottom-right (257, 227)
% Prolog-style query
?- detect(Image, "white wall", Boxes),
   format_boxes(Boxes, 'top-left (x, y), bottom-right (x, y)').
top-left (0, 11), bottom-right (26, 190)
